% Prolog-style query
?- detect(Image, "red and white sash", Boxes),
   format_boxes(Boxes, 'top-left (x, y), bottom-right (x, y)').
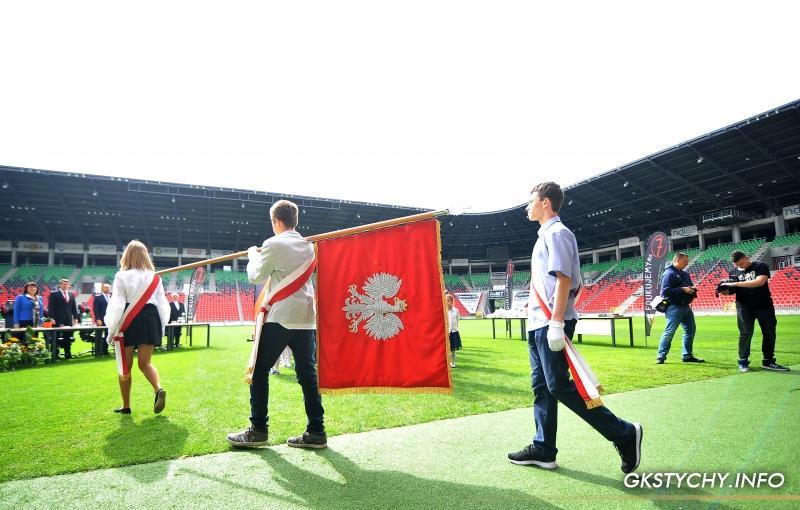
top-left (530, 272), bottom-right (604, 409)
top-left (111, 274), bottom-right (162, 380)
top-left (244, 254), bottom-right (316, 385)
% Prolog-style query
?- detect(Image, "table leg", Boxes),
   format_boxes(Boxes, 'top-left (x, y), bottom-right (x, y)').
top-left (206, 324), bottom-right (210, 347)
top-left (492, 319), bottom-right (496, 339)
top-left (628, 318), bottom-right (634, 346)
top-left (611, 320), bottom-right (616, 347)
top-left (578, 333), bottom-right (583, 343)
top-left (189, 326), bottom-right (193, 347)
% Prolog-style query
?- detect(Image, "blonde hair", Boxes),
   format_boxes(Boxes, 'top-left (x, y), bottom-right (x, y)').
top-left (120, 240), bottom-right (155, 271)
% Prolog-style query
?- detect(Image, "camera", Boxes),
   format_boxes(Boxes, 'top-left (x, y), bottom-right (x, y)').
top-left (715, 279), bottom-right (736, 297)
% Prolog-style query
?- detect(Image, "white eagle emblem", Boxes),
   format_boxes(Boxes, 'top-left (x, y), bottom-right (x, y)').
top-left (343, 272), bottom-right (407, 340)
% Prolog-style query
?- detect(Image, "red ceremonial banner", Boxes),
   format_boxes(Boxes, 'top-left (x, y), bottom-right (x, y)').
top-left (316, 219), bottom-right (451, 393)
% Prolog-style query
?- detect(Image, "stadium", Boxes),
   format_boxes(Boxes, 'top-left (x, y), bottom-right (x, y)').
top-left (1, 100), bottom-right (798, 323)
top-left (1, 97), bottom-right (798, 509)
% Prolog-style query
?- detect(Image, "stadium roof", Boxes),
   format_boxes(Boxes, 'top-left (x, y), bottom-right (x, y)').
top-left (2, 99), bottom-right (799, 262)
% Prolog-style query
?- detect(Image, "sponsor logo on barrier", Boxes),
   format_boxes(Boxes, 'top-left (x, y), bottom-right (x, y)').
top-left (783, 204), bottom-right (800, 220)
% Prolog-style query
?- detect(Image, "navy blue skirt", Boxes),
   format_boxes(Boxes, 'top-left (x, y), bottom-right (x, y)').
top-left (122, 304), bottom-right (163, 348)
top-left (449, 331), bottom-right (462, 351)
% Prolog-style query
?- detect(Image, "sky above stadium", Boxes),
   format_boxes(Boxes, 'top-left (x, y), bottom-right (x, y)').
top-left (1, 1), bottom-right (798, 213)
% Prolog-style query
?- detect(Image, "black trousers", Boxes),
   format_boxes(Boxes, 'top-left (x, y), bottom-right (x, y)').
top-left (167, 324), bottom-right (182, 346)
top-left (55, 326), bottom-right (75, 358)
top-left (249, 323), bottom-right (324, 433)
top-left (736, 304), bottom-right (777, 366)
top-left (96, 327), bottom-right (109, 355)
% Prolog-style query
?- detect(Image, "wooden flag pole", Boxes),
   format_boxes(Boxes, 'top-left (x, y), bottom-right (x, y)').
top-left (156, 209), bottom-right (449, 275)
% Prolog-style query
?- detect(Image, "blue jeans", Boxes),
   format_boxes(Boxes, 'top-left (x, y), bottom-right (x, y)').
top-left (528, 321), bottom-right (633, 457)
top-left (657, 304), bottom-right (696, 360)
top-left (249, 323), bottom-right (325, 433)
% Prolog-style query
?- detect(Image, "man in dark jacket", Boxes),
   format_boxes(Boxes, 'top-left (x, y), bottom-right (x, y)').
top-left (48, 279), bottom-right (79, 359)
top-left (92, 283), bottom-right (112, 355)
top-left (656, 252), bottom-right (704, 364)
top-left (167, 293), bottom-right (185, 348)
top-left (720, 251), bottom-right (789, 372)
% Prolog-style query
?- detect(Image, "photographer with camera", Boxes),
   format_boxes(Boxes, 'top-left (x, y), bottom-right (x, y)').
top-left (656, 252), bottom-right (704, 364)
top-left (718, 251), bottom-right (789, 373)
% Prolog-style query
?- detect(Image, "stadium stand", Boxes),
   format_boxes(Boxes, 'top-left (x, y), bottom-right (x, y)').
top-left (513, 270), bottom-right (531, 289)
top-left (580, 260), bottom-right (617, 284)
top-left (468, 273), bottom-right (491, 290)
top-left (771, 233), bottom-right (800, 249)
top-left (443, 274), bottom-right (467, 292)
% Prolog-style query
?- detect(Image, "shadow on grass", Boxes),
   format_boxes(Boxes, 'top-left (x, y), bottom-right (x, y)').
top-left (184, 448), bottom-right (562, 510)
top-left (103, 415), bottom-right (188, 484)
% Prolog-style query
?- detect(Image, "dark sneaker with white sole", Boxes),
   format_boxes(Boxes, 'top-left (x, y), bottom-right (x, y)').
top-left (227, 426), bottom-right (268, 447)
top-left (287, 431), bottom-right (327, 449)
top-left (762, 362), bottom-right (790, 371)
top-left (507, 445), bottom-right (558, 469)
top-left (154, 388), bottom-right (166, 414)
top-left (614, 423), bottom-right (643, 474)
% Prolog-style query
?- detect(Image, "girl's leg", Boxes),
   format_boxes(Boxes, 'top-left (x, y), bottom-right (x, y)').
top-left (119, 346), bottom-right (136, 408)
top-left (136, 345), bottom-right (162, 391)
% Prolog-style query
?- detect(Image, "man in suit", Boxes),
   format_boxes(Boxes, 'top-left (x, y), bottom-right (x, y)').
top-left (168, 293), bottom-right (185, 348)
top-left (92, 283), bottom-right (112, 355)
top-left (48, 279), bottom-right (79, 359)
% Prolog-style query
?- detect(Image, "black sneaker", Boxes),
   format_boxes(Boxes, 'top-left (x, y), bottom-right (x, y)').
top-left (507, 445), bottom-right (558, 469)
top-left (614, 423), bottom-right (643, 474)
top-left (655, 358), bottom-right (665, 364)
top-left (682, 356), bottom-right (705, 363)
top-left (287, 431), bottom-right (327, 449)
top-left (154, 388), bottom-right (166, 414)
top-left (113, 407), bottom-right (131, 414)
top-left (227, 426), bottom-right (268, 447)
top-left (762, 362), bottom-right (790, 372)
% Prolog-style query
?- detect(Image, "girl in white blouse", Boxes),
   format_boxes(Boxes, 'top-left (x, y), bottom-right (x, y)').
top-left (104, 240), bottom-right (171, 414)
top-left (446, 294), bottom-right (462, 367)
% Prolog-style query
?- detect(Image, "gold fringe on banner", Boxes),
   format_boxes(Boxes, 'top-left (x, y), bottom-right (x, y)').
top-left (320, 386), bottom-right (453, 396)
top-left (436, 220), bottom-right (455, 390)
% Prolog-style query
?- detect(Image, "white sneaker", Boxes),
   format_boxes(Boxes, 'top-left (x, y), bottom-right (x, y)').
top-left (739, 366), bottom-right (750, 373)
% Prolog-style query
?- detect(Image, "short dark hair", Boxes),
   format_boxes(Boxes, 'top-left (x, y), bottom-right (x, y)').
top-left (270, 200), bottom-right (299, 229)
top-left (731, 250), bottom-right (747, 262)
top-left (531, 182), bottom-right (564, 213)
top-left (24, 282), bottom-right (39, 295)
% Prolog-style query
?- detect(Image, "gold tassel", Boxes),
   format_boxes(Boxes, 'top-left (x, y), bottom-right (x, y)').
top-left (585, 397), bottom-right (604, 409)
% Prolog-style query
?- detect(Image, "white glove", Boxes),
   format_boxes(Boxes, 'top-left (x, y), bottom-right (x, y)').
top-left (247, 246), bottom-right (261, 259)
top-left (106, 335), bottom-right (115, 347)
top-left (546, 320), bottom-right (567, 352)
